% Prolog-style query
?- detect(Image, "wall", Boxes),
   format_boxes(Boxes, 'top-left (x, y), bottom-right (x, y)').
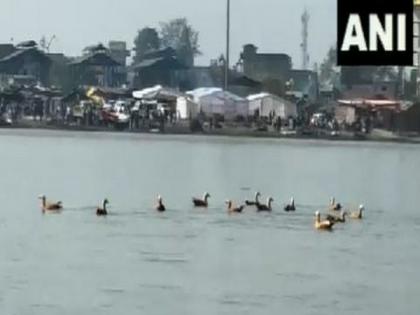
top-left (241, 45), bottom-right (292, 83)
top-left (341, 82), bottom-right (398, 99)
top-left (395, 103), bottom-right (420, 132)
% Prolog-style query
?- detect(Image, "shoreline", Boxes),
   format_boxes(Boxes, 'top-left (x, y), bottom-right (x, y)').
top-left (1, 121), bottom-right (420, 145)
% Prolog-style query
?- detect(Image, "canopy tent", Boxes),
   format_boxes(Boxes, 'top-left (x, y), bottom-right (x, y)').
top-left (176, 96), bottom-right (199, 120)
top-left (337, 99), bottom-right (402, 112)
top-left (247, 93), bottom-right (297, 118)
top-left (187, 88), bottom-right (248, 119)
top-left (132, 85), bottom-right (181, 102)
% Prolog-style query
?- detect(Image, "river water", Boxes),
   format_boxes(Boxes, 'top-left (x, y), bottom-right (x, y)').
top-left (0, 129), bottom-right (419, 315)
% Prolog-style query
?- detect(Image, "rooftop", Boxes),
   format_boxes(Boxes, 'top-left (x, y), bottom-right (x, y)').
top-left (0, 47), bottom-right (50, 64)
top-left (0, 44), bottom-right (16, 59)
top-left (70, 51), bottom-right (120, 67)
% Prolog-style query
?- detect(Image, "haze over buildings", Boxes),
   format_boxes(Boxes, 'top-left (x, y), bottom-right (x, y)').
top-left (0, 0), bottom-right (336, 67)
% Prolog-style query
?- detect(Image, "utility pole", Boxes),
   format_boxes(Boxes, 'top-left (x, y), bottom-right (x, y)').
top-left (225, 0), bottom-right (230, 91)
top-left (301, 8), bottom-right (310, 70)
top-left (415, 3), bottom-right (420, 96)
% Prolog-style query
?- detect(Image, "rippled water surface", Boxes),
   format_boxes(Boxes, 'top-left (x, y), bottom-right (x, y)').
top-left (0, 129), bottom-right (419, 315)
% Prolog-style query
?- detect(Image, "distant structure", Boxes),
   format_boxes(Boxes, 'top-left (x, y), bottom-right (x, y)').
top-left (108, 41), bottom-right (130, 86)
top-left (108, 41), bottom-right (130, 67)
top-left (69, 44), bottom-right (121, 88)
top-left (287, 69), bottom-right (319, 103)
top-left (0, 41), bottom-right (51, 86)
top-left (131, 47), bottom-right (185, 88)
top-left (240, 44), bottom-right (292, 83)
top-left (301, 9), bottom-right (310, 70)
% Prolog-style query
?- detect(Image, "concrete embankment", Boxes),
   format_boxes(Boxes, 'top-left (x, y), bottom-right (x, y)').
top-left (1, 120), bottom-right (420, 144)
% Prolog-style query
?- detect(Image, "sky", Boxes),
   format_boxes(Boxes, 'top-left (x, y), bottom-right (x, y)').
top-left (0, 0), bottom-right (337, 68)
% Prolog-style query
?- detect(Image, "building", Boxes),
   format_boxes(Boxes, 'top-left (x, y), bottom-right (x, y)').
top-left (341, 81), bottom-right (398, 100)
top-left (108, 41), bottom-right (130, 86)
top-left (287, 70), bottom-right (319, 103)
top-left (131, 48), bottom-right (186, 89)
top-left (240, 44), bottom-right (292, 83)
top-left (176, 66), bottom-right (261, 96)
top-left (177, 66), bottom-right (217, 90)
top-left (108, 41), bottom-right (130, 66)
top-left (47, 53), bottom-right (72, 91)
top-left (395, 102), bottom-right (420, 132)
top-left (0, 42), bottom-right (51, 86)
top-left (69, 44), bottom-right (122, 88)
top-left (0, 44), bottom-right (16, 59)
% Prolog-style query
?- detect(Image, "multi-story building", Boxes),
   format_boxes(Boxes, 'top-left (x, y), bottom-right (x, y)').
top-left (0, 41), bottom-right (51, 86)
top-left (69, 44), bottom-right (121, 88)
top-left (108, 41), bottom-right (130, 66)
top-left (240, 44), bottom-right (292, 84)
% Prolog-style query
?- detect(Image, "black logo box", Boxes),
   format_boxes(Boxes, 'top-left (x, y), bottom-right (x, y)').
top-left (337, 0), bottom-right (414, 66)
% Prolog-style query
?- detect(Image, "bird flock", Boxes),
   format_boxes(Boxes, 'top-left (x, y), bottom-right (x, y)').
top-left (38, 192), bottom-right (365, 231)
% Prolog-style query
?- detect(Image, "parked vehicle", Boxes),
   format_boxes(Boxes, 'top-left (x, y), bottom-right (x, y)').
top-left (101, 100), bottom-right (130, 130)
top-left (72, 101), bottom-right (94, 124)
top-left (310, 113), bottom-right (327, 128)
top-left (0, 113), bottom-right (13, 126)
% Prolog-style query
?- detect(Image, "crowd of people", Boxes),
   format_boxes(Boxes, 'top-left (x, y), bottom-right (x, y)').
top-left (0, 93), bottom-right (374, 135)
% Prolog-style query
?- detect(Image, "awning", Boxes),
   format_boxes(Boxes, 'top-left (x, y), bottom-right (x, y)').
top-left (132, 85), bottom-right (181, 101)
top-left (338, 99), bottom-right (402, 111)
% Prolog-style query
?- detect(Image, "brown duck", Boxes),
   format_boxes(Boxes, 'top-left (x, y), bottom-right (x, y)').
top-left (39, 195), bottom-right (62, 212)
top-left (326, 210), bottom-right (347, 223)
top-left (349, 205), bottom-right (364, 219)
top-left (329, 197), bottom-right (342, 211)
top-left (315, 211), bottom-right (334, 230)
top-left (226, 200), bottom-right (245, 213)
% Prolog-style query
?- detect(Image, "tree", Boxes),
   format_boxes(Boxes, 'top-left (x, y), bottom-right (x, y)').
top-left (160, 18), bottom-right (200, 67)
top-left (133, 27), bottom-right (160, 64)
top-left (319, 46), bottom-right (337, 84)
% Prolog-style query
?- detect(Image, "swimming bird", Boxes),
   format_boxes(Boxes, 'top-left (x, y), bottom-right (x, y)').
top-left (350, 205), bottom-right (364, 219)
top-left (329, 197), bottom-right (342, 211)
top-left (155, 195), bottom-right (166, 212)
top-left (257, 197), bottom-right (274, 212)
top-left (245, 192), bottom-right (261, 206)
top-left (326, 210), bottom-right (347, 223)
top-left (315, 211), bottom-right (334, 230)
top-left (39, 195), bottom-right (62, 212)
top-left (96, 199), bottom-right (109, 216)
top-left (226, 200), bottom-right (245, 213)
top-left (192, 192), bottom-right (211, 207)
top-left (284, 197), bottom-right (296, 212)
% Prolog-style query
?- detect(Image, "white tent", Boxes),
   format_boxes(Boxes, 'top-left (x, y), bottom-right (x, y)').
top-left (132, 85), bottom-right (181, 101)
top-left (187, 88), bottom-right (249, 119)
top-left (247, 93), bottom-right (297, 118)
top-left (176, 96), bottom-right (199, 120)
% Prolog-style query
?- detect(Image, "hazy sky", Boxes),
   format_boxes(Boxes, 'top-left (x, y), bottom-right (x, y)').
top-left (0, 0), bottom-right (337, 68)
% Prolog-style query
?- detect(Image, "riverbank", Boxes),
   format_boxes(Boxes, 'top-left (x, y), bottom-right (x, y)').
top-left (2, 119), bottom-right (420, 144)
